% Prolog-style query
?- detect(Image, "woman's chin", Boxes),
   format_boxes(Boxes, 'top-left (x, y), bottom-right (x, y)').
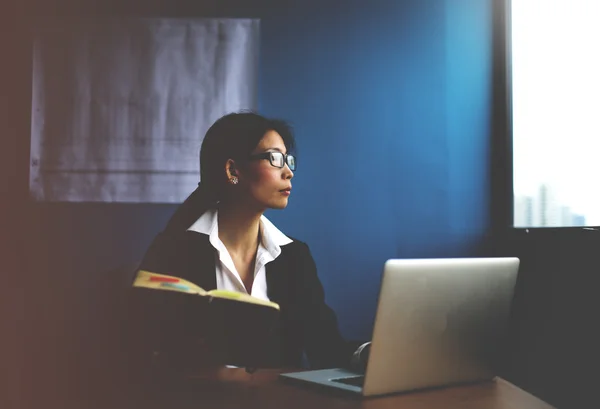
top-left (269, 199), bottom-right (289, 210)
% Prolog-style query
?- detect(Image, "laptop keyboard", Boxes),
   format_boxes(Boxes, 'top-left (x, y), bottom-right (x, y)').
top-left (330, 375), bottom-right (365, 387)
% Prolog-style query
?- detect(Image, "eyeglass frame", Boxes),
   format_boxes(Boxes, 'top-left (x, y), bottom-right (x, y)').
top-left (248, 151), bottom-right (296, 171)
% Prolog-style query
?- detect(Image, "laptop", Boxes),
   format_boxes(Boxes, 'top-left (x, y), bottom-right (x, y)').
top-left (280, 257), bottom-right (520, 397)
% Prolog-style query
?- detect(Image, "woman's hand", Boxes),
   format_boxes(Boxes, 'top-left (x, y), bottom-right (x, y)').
top-left (349, 342), bottom-right (372, 373)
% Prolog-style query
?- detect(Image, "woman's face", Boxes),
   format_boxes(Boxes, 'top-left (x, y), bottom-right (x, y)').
top-left (238, 130), bottom-right (294, 210)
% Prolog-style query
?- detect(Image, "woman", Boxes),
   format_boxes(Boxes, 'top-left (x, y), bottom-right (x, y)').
top-left (131, 112), bottom-right (364, 374)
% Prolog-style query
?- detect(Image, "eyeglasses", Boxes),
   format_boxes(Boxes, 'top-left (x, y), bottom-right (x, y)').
top-left (249, 151), bottom-right (296, 171)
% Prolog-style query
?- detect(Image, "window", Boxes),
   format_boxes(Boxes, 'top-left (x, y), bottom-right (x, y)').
top-left (511, 0), bottom-right (600, 227)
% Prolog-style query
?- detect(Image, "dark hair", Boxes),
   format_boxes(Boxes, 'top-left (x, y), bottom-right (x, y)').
top-left (165, 112), bottom-right (295, 232)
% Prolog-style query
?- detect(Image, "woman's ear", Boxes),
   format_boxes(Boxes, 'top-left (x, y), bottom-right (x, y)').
top-left (225, 159), bottom-right (239, 180)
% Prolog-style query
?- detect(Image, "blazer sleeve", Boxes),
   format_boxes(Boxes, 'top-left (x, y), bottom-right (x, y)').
top-left (297, 242), bottom-right (358, 368)
top-left (124, 232), bottom-right (207, 377)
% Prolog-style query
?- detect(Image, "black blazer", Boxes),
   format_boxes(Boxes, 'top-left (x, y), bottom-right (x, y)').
top-left (131, 229), bottom-right (356, 370)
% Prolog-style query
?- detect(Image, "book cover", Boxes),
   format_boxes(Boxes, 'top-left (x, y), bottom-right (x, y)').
top-left (131, 270), bottom-right (281, 369)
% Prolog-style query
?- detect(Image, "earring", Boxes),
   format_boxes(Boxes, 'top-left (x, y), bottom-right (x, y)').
top-left (230, 177), bottom-right (239, 185)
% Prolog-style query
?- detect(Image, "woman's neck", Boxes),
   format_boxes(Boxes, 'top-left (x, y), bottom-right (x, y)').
top-left (217, 203), bottom-right (263, 256)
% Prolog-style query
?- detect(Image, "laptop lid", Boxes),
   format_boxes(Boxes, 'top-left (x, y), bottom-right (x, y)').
top-left (362, 257), bottom-right (519, 396)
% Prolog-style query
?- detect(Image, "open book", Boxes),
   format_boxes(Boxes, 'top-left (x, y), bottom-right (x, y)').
top-left (133, 270), bottom-right (280, 310)
top-left (131, 270), bottom-right (281, 368)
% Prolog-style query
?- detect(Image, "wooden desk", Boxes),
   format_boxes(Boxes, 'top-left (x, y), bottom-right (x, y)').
top-left (124, 368), bottom-right (555, 409)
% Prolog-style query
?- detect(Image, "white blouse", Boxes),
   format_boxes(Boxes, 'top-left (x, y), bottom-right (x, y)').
top-left (187, 208), bottom-right (293, 301)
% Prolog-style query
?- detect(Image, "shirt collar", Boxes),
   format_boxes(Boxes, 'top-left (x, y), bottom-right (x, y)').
top-left (187, 208), bottom-right (219, 237)
top-left (187, 208), bottom-right (293, 256)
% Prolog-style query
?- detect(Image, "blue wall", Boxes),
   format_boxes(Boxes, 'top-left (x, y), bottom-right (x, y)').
top-left (25, 0), bottom-right (493, 349)
top-left (261, 0), bottom-right (493, 339)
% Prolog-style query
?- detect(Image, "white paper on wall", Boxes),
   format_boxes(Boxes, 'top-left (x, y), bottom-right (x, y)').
top-left (30, 17), bottom-right (259, 203)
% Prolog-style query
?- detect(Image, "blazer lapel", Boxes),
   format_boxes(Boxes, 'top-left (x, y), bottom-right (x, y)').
top-left (265, 249), bottom-right (291, 305)
top-left (182, 231), bottom-right (217, 291)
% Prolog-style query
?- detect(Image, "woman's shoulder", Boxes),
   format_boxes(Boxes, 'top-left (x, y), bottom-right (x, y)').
top-left (153, 228), bottom-right (210, 243)
top-left (144, 229), bottom-right (211, 258)
top-left (279, 236), bottom-right (313, 258)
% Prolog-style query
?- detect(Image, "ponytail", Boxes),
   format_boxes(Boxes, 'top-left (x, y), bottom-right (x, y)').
top-left (164, 182), bottom-right (217, 233)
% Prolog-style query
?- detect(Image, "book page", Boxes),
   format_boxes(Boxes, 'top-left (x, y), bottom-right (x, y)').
top-left (133, 270), bottom-right (207, 295)
top-left (207, 290), bottom-right (280, 310)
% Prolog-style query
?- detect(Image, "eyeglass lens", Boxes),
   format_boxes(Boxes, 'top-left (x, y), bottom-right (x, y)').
top-left (270, 152), bottom-right (295, 170)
